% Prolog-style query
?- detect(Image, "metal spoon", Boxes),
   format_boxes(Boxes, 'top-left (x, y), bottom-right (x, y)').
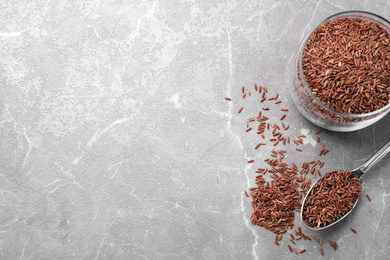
top-left (301, 139), bottom-right (390, 230)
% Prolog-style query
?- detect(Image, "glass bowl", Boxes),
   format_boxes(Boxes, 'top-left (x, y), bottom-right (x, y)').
top-left (290, 11), bottom-right (390, 132)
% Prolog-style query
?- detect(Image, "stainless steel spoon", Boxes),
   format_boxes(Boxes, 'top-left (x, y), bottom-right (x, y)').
top-left (301, 139), bottom-right (390, 230)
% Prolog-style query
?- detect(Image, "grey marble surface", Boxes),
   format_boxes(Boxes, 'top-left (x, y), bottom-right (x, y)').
top-left (1, 1), bottom-right (390, 259)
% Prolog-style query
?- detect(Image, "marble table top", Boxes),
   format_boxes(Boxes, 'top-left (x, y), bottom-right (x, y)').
top-left (1, 1), bottom-right (390, 259)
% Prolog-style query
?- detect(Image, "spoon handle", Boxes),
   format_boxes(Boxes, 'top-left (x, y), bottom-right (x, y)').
top-left (359, 139), bottom-right (390, 175)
